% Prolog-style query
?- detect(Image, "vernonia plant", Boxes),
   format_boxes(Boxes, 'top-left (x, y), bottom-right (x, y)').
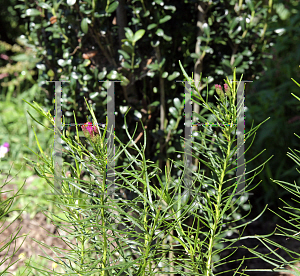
top-left (20, 65), bottom-right (281, 275)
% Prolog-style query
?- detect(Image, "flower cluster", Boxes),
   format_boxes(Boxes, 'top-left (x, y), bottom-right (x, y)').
top-left (215, 83), bottom-right (231, 99)
top-left (0, 142), bottom-right (9, 159)
top-left (81, 122), bottom-right (100, 143)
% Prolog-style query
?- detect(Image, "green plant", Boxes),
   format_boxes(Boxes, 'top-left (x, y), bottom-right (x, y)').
top-left (240, 72), bottom-right (300, 275)
top-left (0, 38), bottom-right (54, 175)
top-left (15, 0), bottom-right (279, 190)
top-left (0, 163), bottom-right (30, 275)
top-left (18, 66), bottom-right (285, 275)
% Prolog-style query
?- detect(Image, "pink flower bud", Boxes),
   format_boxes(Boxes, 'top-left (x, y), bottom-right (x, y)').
top-left (215, 84), bottom-right (224, 98)
top-left (224, 83), bottom-right (231, 97)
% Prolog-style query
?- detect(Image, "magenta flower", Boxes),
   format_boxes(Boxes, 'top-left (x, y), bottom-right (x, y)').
top-left (81, 122), bottom-right (99, 143)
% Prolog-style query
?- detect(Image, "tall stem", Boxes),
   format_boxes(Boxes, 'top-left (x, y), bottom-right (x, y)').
top-left (101, 169), bottom-right (107, 276)
top-left (205, 136), bottom-right (232, 275)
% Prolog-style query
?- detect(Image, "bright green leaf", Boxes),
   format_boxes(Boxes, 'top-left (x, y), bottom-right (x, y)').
top-left (58, 59), bottom-right (66, 67)
top-left (167, 71), bottom-right (180, 81)
top-left (83, 74), bottom-right (93, 81)
top-left (118, 49), bottom-right (130, 59)
top-left (246, 0), bottom-right (254, 12)
top-left (71, 72), bottom-right (79, 79)
top-left (149, 101), bottom-right (160, 107)
top-left (242, 48), bottom-right (252, 56)
top-left (163, 34), bottom-right (172, 41)
top-left (168, 119), bottom-right (176, 129)
top-left (106, 1), bottom-right (119, 13)
top-left (120, 75), bottom-right (130, 86)
top-left (164, 5), bottom-right (176, 12)
top-left (214, 37), bottom-right (226, 45)
top-left (179, 60), bottom-right (191, 82)
top-left (174, 98), bottom-right (181, 110)
top-left (38, 3), bottom-right (51, 9)
top-left (36, 64), bottom-right (46, 71)
top-left (134, 110), bottom-right (142, 119)
top-left (25, 9), bottom-right (41, 16)
top-left (81, 18), bottom-right (89, 34)
top-left (159, 58), bottom-right (166, 68)
top-left (133, 29), bottom-right (145, 43)
top-left (143, 10), bottom-right (150, 17)
top-left (169, 107), bottom-right (178, 118)
top-left (107, 70), bottom-right (118, 80)
top-left (159, 15), bottom-right (171, 24)
top-left (203, 23), bottom-right (210, 37)
top-left (167, 146), bottom-right (175, 154)
top-left (122, 42), bottom-right (134, 54)
top-left (233, 55), bottom-right (243, 67)
top-left (229, 17), bottom-right (239, 31)
top-left (11, 54), bottom-right (30, 62)
top-left (147, 23), bottom-right (157, 30)
top-left (121, 61), bottom-right (131, 69)
top-left (275, 3), bottom-right (290, 20)
top-left (162, 71), bottom-right (168, 78)
top-left (98, 70), bottom-right (107, 80)
top-left (124, 27), bottom-right (134, 40)
top-left (83, 59), bottom-right (91, 67)
top-left (90, 92), bottom-right (99, 99)
top-left (156, 28), bottom-right (164, 37)
top-left (222, 59), bottom-right (232, 69)
top-left (47, 69), bottom-right (54, 77)
top-left (190, 53), bottom-right (201, 59)
top-left (147, 63), bottom-right (160, 71)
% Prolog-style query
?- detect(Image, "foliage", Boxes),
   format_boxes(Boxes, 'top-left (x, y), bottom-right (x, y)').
top-left (19, 69), bottom-right (288, 275)
top-left (0, 164), bottom-right (30, 275)
top-left (242, 73), bottom-right (300, 275)
top-left (0, 38), bottom-right (54, 175)
top-left (244, 0), bottom-right (300, 209)
top-left (2, 0), bottom-right (300, 274)
top-left (14, 0), bottom-right (279, 195)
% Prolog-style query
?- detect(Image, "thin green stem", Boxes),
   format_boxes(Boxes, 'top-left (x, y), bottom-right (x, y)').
top-left (101, 168), bottom-right (108, 276)
top-left (141, 0), bottom-right (147, 13)
top-left (205, 131), bottom-right (232, 275)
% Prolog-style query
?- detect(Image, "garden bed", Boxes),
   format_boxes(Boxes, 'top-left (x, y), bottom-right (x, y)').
top-left (1, 174), bottom-right (300, 275)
